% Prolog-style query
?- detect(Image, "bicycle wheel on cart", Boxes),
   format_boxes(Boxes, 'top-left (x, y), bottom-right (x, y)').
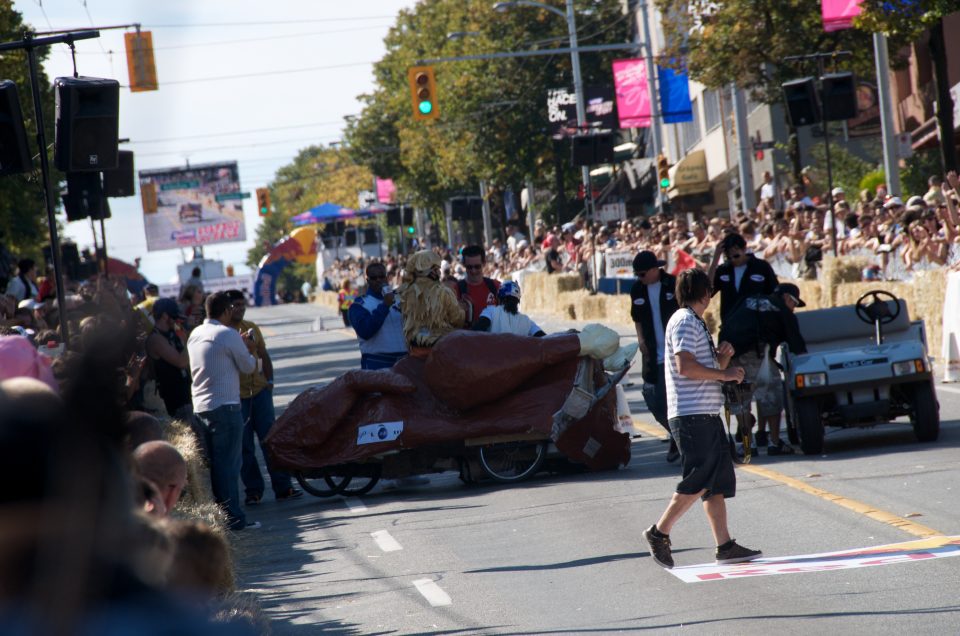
top-left (295, 468), bottom-right (339, 497)
top-left (324, 463), bottom-right (382, 496)
top-left (479, 441), bottom-right (547, 483)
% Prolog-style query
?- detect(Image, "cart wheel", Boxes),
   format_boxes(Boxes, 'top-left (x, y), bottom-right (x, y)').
top-left (325, 464), bottom-right (382, 497)
top-left (479, 441), bottom-right (547, 483)
top-left (295, 469), bottom-right (339, 497)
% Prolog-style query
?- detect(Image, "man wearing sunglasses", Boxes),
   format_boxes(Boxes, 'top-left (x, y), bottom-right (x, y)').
top-left (456, 244), bottom-right (501, 327)
top-left (708, 233), bottom-right (779, 323)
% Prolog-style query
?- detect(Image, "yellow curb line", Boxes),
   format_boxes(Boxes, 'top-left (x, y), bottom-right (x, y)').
top-left (738, 463), bottom-right (944, 539)
top-left (631, 419), bottom-right (943, 538)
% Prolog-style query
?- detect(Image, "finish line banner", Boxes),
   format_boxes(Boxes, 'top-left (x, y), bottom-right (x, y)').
top-left (669, 536), bottom-right (960, 583)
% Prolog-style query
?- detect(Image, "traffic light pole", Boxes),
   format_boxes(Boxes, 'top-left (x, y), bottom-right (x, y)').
top-left (638, 0), bottom-right (665, 214)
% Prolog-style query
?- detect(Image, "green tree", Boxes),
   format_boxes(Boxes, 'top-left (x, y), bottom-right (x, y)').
top-left (0, 6), bottom-right (60, 262)
top-left (343, 0), bottom-right (630, 228)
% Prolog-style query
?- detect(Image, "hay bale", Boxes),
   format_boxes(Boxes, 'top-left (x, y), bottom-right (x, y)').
top-left (819, 256), bottom-right (872, 306)
top-left (555, 273), bottom-right (585, 293)
top-left (314, 291), bottom-right (340, 310)
top-left (793, 280), bottom-right (823, 311)
top-left (911, 269), bottom-right (947, 361)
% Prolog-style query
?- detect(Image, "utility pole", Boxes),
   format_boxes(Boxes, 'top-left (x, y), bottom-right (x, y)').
top-left (525, 178), bottom-right (536, 241)
top-left (731, 84), bottom-right (756, 212)
top-left (873, 33), bottom-right (902, 196)
top-left (638, 0), bottom-right (664, 213)
top-left (479, 180), bottom-right (493, 246)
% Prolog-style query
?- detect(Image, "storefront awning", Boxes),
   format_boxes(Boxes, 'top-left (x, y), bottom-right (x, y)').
top-left (667, 149), bottom-right (710, 198)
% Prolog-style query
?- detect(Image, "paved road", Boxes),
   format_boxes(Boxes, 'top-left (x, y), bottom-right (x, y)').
top-left (234, 302), bottom-right (960, 635)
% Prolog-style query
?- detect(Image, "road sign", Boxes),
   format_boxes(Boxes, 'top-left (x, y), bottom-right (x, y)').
top-left (214, 191), bottom-right (251, 202)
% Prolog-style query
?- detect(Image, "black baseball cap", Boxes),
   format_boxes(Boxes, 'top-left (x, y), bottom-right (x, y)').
top-left (632, 250), bottom-right (666, 274)
top-left (774, 283), bottom-right (806, 307)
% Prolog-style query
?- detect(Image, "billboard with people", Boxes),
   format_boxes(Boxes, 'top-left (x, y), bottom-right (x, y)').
top-left (138, 161), bottom-right (247, 252)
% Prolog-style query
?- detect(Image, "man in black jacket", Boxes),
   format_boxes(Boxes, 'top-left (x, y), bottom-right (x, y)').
top-left (629, 251), bottom-right (680, 462)
top-left (718, 283), bottom-right (808, 455)
top-left (708, 233), bottom-right (778, 323)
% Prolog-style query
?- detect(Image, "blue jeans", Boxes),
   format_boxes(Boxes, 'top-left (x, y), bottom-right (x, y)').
top-left (241, 388), bottom-right (293, 498)
top-left (196, 404), bottom-right (246, 529)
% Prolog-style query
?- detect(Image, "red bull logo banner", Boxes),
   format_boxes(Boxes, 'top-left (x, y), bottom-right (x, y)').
top-left (254, 227), bottom-right (317, 306)
top-left (139, 161), bottom-right (247, 252)
top-left (668, 536), bottom-right (960, 583)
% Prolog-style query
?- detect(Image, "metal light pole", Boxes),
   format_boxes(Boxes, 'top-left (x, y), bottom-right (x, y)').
top-left (638, 0), bottom-right (664, 212)
top-left (494, 0), bottom-right (593, 224)
top-left (873, 32), bottom-right (901, 197)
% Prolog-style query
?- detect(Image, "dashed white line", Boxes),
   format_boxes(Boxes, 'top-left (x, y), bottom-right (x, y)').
top-left (936, 384), bottom-right (960, 395)
top-left (412, 578), bottom-right (452, 607)
top-left (371, 530), bottom-right (403, 552)
top-left (343, 498), bottom-right (367, 512)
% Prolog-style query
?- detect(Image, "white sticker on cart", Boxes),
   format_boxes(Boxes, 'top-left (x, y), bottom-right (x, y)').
top-left (357, 421), bottom-right (403, 445)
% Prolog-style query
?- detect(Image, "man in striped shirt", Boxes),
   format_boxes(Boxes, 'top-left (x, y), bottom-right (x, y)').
top-left (643, 268), bottom-right (762, 569)
top-left (188, 291), bottom-right (260, 531)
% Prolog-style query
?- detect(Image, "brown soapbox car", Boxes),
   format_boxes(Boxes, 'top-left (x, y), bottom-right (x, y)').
top-left (264, 330), bottom-right (633, 497)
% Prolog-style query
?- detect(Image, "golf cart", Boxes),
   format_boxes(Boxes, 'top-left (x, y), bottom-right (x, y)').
top-left (782, 290), bottom-right (939, 454)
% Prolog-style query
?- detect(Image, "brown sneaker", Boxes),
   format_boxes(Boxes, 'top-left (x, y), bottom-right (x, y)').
top-left (644, 525), bottom-right (674, 569)
top-left (715, 540), bottom-right (762, 565)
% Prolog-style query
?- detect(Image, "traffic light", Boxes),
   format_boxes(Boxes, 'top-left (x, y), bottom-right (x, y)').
top-left (256, 187), bottom-right (271, 216)
top-left (407, 65), bottom-right (439, 121)
top-left (406, 225), bottom-right (416, 235)
top-left (657, 154), bottom-right (671, 190)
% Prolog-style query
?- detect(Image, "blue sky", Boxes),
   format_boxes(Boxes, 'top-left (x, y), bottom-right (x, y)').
top-left (14, 0), bottom-right (414, 283)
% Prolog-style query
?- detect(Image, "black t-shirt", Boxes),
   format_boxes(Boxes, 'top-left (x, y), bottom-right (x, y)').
top-left (150, 327), bottom-right (191, 415)
top-left (546, 248), bottom-right (562, 273)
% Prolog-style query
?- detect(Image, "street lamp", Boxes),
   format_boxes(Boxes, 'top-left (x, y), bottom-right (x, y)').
top-left (492, 0), bottom-right (592, 225)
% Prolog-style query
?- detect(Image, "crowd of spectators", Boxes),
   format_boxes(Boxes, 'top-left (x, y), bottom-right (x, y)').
top-left (320, 170), bottom-right (960, 296)
top-left (0, 262), bottom-right (265, 632)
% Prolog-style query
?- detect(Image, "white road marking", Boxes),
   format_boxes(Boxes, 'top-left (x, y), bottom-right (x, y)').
top-left (371, 530), bottom-right (403, 552)
top-left (936, 384), bottom-right (960, 395)
top-left (343, 498), bottom-right (367, 512)
top-left (412, 578), bottom-right (452, 607)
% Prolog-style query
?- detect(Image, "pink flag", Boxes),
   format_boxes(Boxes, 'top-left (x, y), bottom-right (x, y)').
top-left (822, 0), bottom-right (862, 32)
top-left (612, 59), bottom-right (650, 129)
top-left (375, 178), bottom-right (396, 203)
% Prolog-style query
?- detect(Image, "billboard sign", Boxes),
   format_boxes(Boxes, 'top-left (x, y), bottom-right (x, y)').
top-left (546, 86), bottom-right (617, 138)
top-left (139, 161), bottom-right (247, 252)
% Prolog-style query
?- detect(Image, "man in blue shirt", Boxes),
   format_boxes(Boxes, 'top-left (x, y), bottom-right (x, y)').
top-left (348, 262), bottom-right (408, 370)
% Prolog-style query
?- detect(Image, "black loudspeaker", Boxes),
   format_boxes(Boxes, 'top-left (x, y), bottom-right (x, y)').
top-left (62, 172), bottom-right (111, 221)
top-left (54, 76), bottom-right (120, 172)
top-left (782, 77), bottom-right (821, 127)
top-left (820, 72), bottom-right (858, 121)
top-left (103, 150), bottom-right (135, 197)
top-left (402, 207), bottom-right (414, 226)
top-left (571, 135), bottom-right (595, 166)
top-left (0, 80), bottom-right (32, 176)
top-left (594, 133), bottom-right (615, 164)
top-left (386, 207), bottom-right (401, 226)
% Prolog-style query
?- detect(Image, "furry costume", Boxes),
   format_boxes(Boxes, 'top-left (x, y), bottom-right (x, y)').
top-left (397, 251), bottom-right (465, 347)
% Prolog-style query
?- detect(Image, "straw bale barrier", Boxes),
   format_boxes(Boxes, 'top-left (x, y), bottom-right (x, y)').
top-left (314, 291), bottom-right (340, 310)
top-left (819, 256), bottom-right (872, 306)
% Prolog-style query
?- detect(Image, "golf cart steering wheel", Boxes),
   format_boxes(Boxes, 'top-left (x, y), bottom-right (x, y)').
top-left (854, 290), bottom-right (900, 326)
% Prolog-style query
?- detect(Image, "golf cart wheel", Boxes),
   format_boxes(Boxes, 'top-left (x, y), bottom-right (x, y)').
top-left (794, 398), bottom-right (824, 455)
top-left (909, 381), bottom-right (940, 442)
top-left (295, 469), bottom-right (339, 497)
top-left (479, 441), bottom-right (547, 483)
top-left (325, 464), bottom-right (382, 496)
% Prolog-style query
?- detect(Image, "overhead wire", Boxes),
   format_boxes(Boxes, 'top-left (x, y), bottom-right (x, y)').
top-left (146, 16), bottom-right (399, 28)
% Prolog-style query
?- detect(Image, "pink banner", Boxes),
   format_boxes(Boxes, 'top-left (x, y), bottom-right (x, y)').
top-left (612, 59), bottom-right (650, 129)
top-left (376, 177), bottom-right (396, 203)
top-left (822, 0), bottom-right (862, 32)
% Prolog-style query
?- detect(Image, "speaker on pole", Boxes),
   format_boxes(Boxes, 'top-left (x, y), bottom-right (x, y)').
top-left (450, 197), bottom-right (468, 221)
top-left (820, 72), bottom-right (858, 121)
top-left (0, 80), bottom-right (32, 176)
top-left (386, 206), bottom-right (401, 226)
top-left (62, 172), bottom-right (110, 222)
top-left (571, 134), bottom-right (595, 166)
top-left (54, 77), bottom-right (120, 172)
top-left (782, 77), bottom-right (821, 127)
top-left (103, 150), bottom-right (135, 197)
top-left (593, 133), bottom-right (615, 164)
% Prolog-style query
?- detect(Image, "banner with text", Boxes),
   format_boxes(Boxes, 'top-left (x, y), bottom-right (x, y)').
top-left (139, 161), bottom-right (247, 252)
top-left (612, 58), bottom-right (650, 128)
top-left (546, 86), bottom-right (617, 138)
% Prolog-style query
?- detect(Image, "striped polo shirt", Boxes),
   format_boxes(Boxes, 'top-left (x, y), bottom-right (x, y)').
top-left (664, 308), bottom-right (724, 418)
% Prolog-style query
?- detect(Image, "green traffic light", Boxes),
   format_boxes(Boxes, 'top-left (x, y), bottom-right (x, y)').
top-left (418, 100), bottom-right (433, 114)
top-left (407, 226), bottom-right (416, 234)
top-left (660, 178), bottom-right (670, 189)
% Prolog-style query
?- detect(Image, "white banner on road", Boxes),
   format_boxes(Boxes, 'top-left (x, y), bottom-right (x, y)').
top-left (668, 536), bottom-right (960, 583)
top-left (604, 250), bottom-right (635, 279)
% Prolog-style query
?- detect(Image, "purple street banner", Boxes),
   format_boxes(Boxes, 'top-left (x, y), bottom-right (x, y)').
top-left (138, 161), bottom-right (247, 252)
top-left (822, 0), bottom-right (863, 32)
top-left (668, 535), bottom-right (960, 583)
top-left (612, 58), bottom-right (650, 129)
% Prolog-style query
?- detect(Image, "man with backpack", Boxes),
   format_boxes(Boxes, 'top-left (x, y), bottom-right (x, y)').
top-left (456, 245), bottom-right (501, 327)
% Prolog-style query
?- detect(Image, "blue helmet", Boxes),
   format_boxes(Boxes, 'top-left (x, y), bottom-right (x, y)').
top-left (498, 281), bottom-right (521, 302)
